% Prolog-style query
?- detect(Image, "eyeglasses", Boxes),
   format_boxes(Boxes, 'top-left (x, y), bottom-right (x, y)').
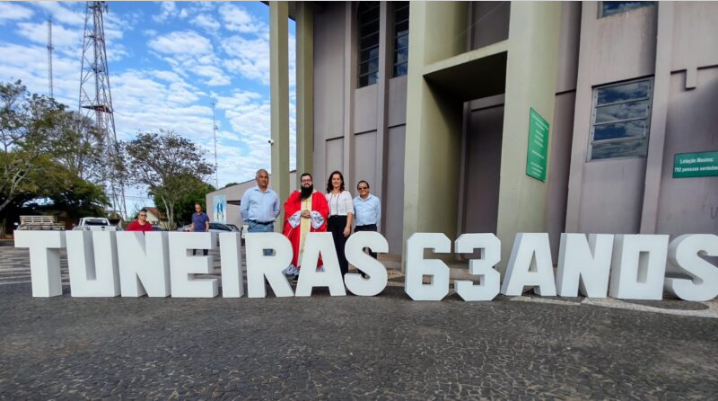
top-left (139, 214), bottom-right (147, 217)
top-left (358, 187), bottom-right (368, 190)
top-left (301, 179), bottom-right (312, 183)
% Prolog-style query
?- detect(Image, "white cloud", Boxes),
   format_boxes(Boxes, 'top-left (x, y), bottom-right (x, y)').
top-left (0, 42), bottom-right (80, 106)
top-left (222, 34), bottom-right (270, 85)
top-left (221, 32), bottom-right (295, 88)
top-left (193, 65), bottom-right (231, 86)
top-left (191, 14), bottom-right (221, 33)
top-left (16, 21), bottom-right (82, 49)
top-left (30, 2), bottom-right (85, 26)
top-left (178, 8), bottom-right (188, 19)
top-left (152, 1), bottom-right (176, 23)
top-left (147, 30), bottom-right (213, 57)
top-left (143, 29), bottom-right (158, 37)
top-left (0, 2), bottom-right (34, 24)
top-left (218, 3), bottom-right (264, 34)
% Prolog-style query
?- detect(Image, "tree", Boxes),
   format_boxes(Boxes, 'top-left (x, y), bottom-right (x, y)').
top-left (153, 176), bottom-right (215, 226)
top-left (120, 130), bottom-right (214, 229)
top-left (0, 80), bottom-right (112, 236)
top-left (0, 81), bottom-right (61, 215)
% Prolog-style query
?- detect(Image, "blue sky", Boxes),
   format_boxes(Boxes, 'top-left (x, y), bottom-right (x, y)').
top-left (0, 1), bottom-right (296, 210)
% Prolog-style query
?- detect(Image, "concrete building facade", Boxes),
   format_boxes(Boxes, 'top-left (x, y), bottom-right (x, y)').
top-left (268, 1), bottom-right (718, 270)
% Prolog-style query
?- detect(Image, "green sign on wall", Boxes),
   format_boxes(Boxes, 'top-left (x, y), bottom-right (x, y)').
top-left (673, 151), bottom-right (718, 178)
top-left (526, 108), bottom-right (550, 182)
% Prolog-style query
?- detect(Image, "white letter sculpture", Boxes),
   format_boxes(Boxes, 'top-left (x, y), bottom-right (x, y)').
top-left (66, 231), bottom-right (121, 297)
top-left (405, 233), bottom-right (451, 301)
top-left (609, 234), bottom-right (669, 300)
top-left (454, 234), bottom-right (501, 301)
top-left (246, 232), bottom-right (294, 298)
top-left (117, 232), bottom-right (171, 297)
top-left (219, 233), bottom-right (244, 298)
top-left (665, 234), bottom-right (718, 302)
top-left (556, 234), bottom-right (614, 298)
top-left (296, 232), bottom-right (346, 296)
top-left (501, 233), bottom-right (556, 296)
top-left (344, 231), bottom-right (389, 296)
top-left (168, 232), bottom-right (218, 298)
top-left (14, 231), bottom-right (66, 297)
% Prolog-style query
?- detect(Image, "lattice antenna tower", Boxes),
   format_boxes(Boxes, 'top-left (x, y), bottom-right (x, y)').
top-left (211, 101), bottom-right (219, 188)
top-left (78, 1), bottom-right (127, 218)
top-left (47, 16), bottom-right (54, 98)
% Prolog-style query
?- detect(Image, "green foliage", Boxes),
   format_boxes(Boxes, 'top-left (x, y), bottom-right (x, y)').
top-left (153, 176), bottom-right (215, 226)
top-left (0, 80), bottom-right (109, 235)
top-left (119, 130), bottom-right (214, 229)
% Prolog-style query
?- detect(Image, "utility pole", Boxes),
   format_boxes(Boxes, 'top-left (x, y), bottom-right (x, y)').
top-left (211, 100), bottom-right (219, 189)
top-left (47, 16), bottom-right (54, 98)
top-left (79, 1), bottom-right (127, 218)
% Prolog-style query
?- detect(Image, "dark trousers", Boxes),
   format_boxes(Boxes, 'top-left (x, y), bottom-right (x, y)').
top-left (328, 215), bottom-right (349, 276)
top-left (193, 249), bottom-right (208, 256)
top-left (354, 224), bottom-right (378, 259)
top-left (354, 224), bottom-right (377, 278)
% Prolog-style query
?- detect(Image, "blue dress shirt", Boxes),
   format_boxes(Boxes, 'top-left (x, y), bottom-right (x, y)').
top-left (353, 194), bottom-right (381, 227)
top-left (240, 186), bottom-right (280, 223)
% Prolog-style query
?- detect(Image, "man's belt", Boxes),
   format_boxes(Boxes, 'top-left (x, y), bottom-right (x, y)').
top-left (249, 220), bottom-right (274, 225)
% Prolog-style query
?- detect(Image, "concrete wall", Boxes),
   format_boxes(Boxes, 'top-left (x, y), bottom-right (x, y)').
top-left (565, 2), bottom-right (658, 234)
top-left (463, 105), bottom-right (504, 235)
top-left (546, 92), bottom-right (576, 259)
top-left (653, 2), bottom-right (718, 242)
top-left (656, 68), bottom-right (718, 237)
top-left (310, 2), bottom-right (408, 256)
top-left (313, 3), bottom-right (345, 186)
top-left (385, 125), bottom-right (406, 255)
top-left (470, 1), bottom-right (510, 50)
top-left (495, 2), bottom-right (562, 271)
top-left (567, 2), bottom-right (718, 241)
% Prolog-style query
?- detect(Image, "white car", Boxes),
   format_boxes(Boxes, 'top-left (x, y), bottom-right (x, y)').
top-left (73, 217), bottom-right (119, 231)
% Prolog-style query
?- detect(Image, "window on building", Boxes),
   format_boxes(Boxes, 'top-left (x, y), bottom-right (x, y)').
top-left (393, 2), bottom-right (409, 77)
top-left (358, 1), bottom-right (380, 88)
top-left (599, 1), bottom-right (656, 18)
top-left (589, 78), bottom-right (653, 161)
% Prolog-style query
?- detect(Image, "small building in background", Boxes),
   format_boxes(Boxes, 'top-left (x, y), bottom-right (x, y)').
top-left (206, 171), bottom-right (296, 230)
top-left (144, 207), bottom-right (168, 229)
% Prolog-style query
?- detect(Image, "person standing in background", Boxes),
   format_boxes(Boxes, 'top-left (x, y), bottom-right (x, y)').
top-left (240, 169), bottom-right (280, 234)
top-left (126, 208), bottom-right (154, 234)
top-left (282, 173), bottom-right (330, 280)
top-left (325, 171), bottom-right (354, 277)
top-left (353, 180), bottom-right (381, 278)
top-left (189, 203), bottom-right (210, 256)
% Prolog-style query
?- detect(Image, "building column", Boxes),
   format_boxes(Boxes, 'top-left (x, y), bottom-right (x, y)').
top-left (639, 2), bottom-right (675, 234)
top-left (374, 1), bottom-right (390, 222)
top-left (402, 2), bottom-right (468, 267)
top-left (342, 3), bottom-right (357, 190)
top-left (296, 2), bottom-right (314, 186)
top-left (495, 2), bottom-right (562, 273)
top-left (270, 1), bottom-right (290, 231)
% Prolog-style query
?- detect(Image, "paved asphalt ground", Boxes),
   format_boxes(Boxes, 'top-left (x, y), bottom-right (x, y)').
top-left (1, 244), bottom-right (718, 400)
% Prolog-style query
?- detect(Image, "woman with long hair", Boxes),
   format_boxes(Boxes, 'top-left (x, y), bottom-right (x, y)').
top-left (325, 171), bottom-right (354, 277)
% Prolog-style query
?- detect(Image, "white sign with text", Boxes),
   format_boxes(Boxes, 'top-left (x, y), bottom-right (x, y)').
top-left (13, 231), bottom-right (718, 302)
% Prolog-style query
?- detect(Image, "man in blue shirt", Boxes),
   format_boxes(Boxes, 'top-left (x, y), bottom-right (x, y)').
top-left (190, 203), bottom-right (210, 255)
top-left (240, 169), bottom-right (280, 234)
top-left (353, 180), bottom-right (382, 277)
